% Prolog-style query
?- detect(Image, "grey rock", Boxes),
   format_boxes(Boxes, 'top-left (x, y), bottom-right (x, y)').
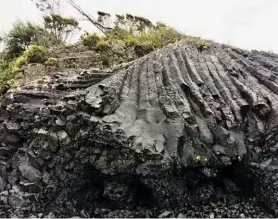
top-left (80, 209), bottom-right (89, 218)
top-left (0, 191), bottom-right (8, 205)
top-left (46, 212), bottom-right (55, 218)
top-left (270, 142), bottom-right (278, 153)
top-left (57, 130), bottom-right (71, 145)
top-left (66, 115), bottom-right (76, 121)
top-left (20, 182), bottom-right (41, 193)
top-left (55, 118), bottom-right (66, 126)
top-left (4, 133), bottom-right (20, 144)
top-left (0, 147), bottom-right (10, 157)
top-left (178, 213), bottom-right (186, 218)
top-left (18, 162), bottom-right (41, 182)
top-left (48, 131), bottom-right (71, 152)
top-left (42, 171), bottom-right (51, 184)
top-left (240, 213), bottom-right (245, 218)
top-left (12, 185), bottom-right (20, 193)
top-left (158, 211), bottom-right (172, 218)
top-left (1, 38), bottom-right (278, 218)
top-left (0, 176), bottom-right (6, 192)
top-left (4, 121), bottom-right (20, 131)
top-left (8, 194), bottom-right (24, 209)
top-left (8, 169), bottom-right (18, 186)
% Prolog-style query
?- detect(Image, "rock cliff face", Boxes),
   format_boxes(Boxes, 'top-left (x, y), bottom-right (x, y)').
top-left (1, 38), bottom-right (278, 217)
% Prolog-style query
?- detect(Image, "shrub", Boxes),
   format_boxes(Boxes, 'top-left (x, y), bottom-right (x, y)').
top-left (134, 42), bottom-right (154, 57)
top-left (82, 16), bottom-right (186, 60)
top-left (125, 37), bottom-right (139, 47)
top-left (11, 66), bottom-right (21, 73)
top-left (81, 33), bottom-right (101, 48)
top-left (80, 14), bottom-right (186, 63)
top-left (139, 26), bottom-right (185, 49)
top-left (5, 78), bottom-right (19, 90)
top-left (14, 55), bottom-right (27, 69)
top-left (43, 14), bottom-right (80, 43)
top-left (3, 21), bottom-right (50, 60)
top-left (104, 23), bottom-right (185, 57)
top-left (45, 57), bottom-right (58, 66)
top-left (13, 45), bottom-right (47, 71)
top-left (197, 39), bottom-right (211, 52)
top-left (106, 28), bottom-right (131, 41)
top-left (100, 55), bottom-right (110, 67)
top-left (0, 44), bottom-right (48, 97)
top-left (95, 40), bottom-right (110, 52)
top-left (23, 45), bottom-right (47, 63)
top-left (155, 21), bottom-right (167, 29)
top-left (0, 60), bottom-right (17, 96)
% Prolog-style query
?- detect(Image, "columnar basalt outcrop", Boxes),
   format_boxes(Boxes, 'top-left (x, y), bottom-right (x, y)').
top-left (1, 39), bottom-right (278, 217)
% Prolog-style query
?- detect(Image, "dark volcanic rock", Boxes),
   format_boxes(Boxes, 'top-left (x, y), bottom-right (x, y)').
top-left (0, 38), bottom-right (278, 217)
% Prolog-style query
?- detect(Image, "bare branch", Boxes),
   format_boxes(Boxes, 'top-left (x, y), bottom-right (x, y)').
top-left (66, 0), bottom-right (112, 34)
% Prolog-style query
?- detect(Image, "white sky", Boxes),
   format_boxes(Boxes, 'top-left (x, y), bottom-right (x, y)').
top-left (0, 0), bottom-right (277, 52)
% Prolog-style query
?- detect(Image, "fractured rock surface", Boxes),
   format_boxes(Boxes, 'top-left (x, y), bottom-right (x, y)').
top-left (1, 39), bottom-right (278, 217)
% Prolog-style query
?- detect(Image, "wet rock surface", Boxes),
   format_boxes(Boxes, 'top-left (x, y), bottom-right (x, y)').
top-left (1, 39), bottom-right (278, 217)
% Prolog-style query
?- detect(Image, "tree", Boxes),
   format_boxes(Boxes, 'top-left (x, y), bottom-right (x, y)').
top-left (96, 13), bottom-right (154, 35)
top-left (31, 0), bottom-right (80, 43)
top-left (3, 21), bottom-right (50, 59)
top-left (43, 13), bottom-right (80, 42)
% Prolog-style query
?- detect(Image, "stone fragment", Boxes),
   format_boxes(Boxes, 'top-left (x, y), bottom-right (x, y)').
top-left (8, 194), bottom-right (24, 209)
top-left (18, 162), bottom-right (41, 182)
top-left (4, 121), bottom-right (20, 131)
top-left (56, 118), bottom-right (66, 126)
top-left (159, 211), bottom-right (172, 218)
top-left (178, 213), bottom-right (186, 218)
top-left (20, 182), bottom-right (41, 193)
top-left (48, 131), bottom-right (71, 152)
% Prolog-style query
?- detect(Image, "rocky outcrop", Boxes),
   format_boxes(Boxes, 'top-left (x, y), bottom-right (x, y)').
top-left (1, 38), bottom-right (278, 217)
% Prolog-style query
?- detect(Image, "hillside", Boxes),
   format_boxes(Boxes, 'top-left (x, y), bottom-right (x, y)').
top-left (1, 37), bottom-right (278, 217)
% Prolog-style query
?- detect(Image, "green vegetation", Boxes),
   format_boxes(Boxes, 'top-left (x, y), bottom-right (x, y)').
top-left (0, 44), bottom-right (49, 96)
top-left (95, 39), bottom-right (110, 52)
top-left (23, 45), bottom-right (47, 63)
top-left (13, 55), bottom-right (27, 70)
top-left (3, 21), bottom-right (50, 60)
top-left (197, 39), bottom-right (211, 52)
top-left (43, 13), bottom-right (80, 42)
top-left (81, 33), bottom-right (101, 48)
top-left (0, 58), bottom-right (17, 96)
top-left (107, 22), bottom-right (185, 50)
top-left (45, 57), bottom-right (58, 66)
top-left (13, 45), bottom-right (47, 71)
top-left (81, 19), bottom-right (186, 58)
top-left (0, 12), bottom-right (79, 98)
top-left (100, 55), bottom-right (110, 67)
top-left (138, 24), bottom-right (184, 49)
top-left (0, 9), bottom-right (187, 99)
top-left (2, 14), bottom-right (78, 61)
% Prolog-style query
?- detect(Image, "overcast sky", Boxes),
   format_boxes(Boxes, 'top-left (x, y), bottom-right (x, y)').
top-left (0, 0), bottom-right (277, 52)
